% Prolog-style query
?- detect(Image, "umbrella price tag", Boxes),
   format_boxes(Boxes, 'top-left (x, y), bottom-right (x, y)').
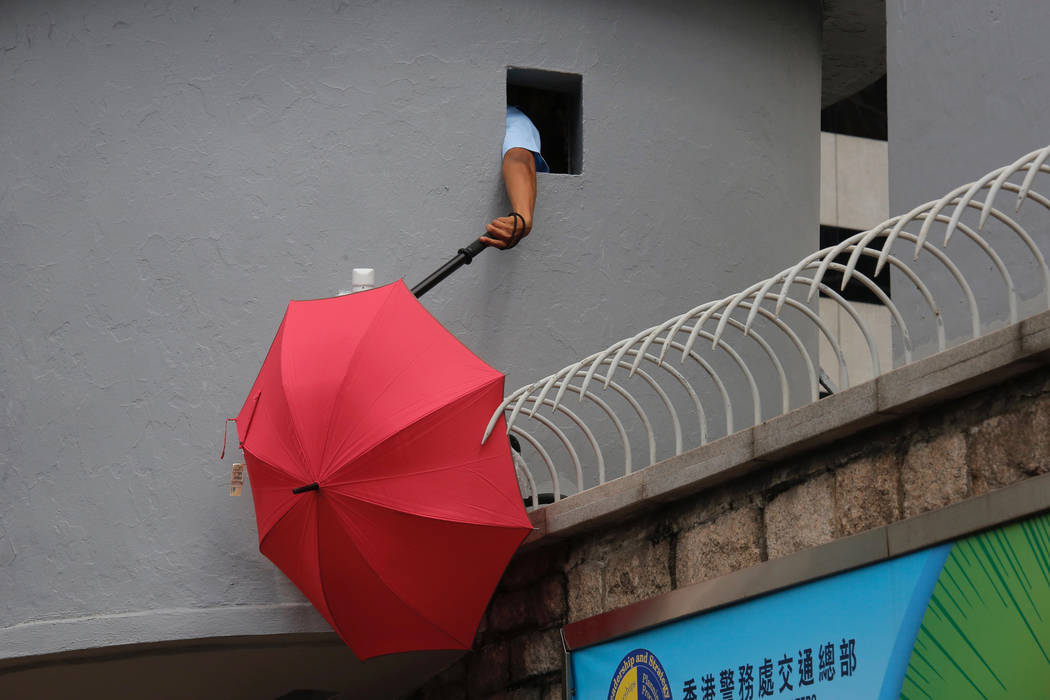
top-left (230, 462), bottom-right (245, 496)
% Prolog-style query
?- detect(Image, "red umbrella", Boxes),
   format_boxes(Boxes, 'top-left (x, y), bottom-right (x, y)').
top-left (234, 279), bottom-right (532, 660)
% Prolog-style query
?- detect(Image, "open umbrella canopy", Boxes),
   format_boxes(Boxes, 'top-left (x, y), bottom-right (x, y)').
top-left (235, 279), bottom-right (532, 660)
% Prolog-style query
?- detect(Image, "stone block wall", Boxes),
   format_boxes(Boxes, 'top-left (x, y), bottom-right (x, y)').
top-left (410, 365), bottom-right (1050, 700)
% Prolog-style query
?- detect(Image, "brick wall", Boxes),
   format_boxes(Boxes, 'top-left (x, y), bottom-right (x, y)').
top-left (410, 363), bottom-right (1050, 700)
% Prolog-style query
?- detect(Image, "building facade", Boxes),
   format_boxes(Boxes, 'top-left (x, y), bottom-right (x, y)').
top-left (4, 0), bottom-right (1048, 697)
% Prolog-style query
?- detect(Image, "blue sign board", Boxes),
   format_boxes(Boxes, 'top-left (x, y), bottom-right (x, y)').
top-left (570, 512), bottom-right (1050, 699)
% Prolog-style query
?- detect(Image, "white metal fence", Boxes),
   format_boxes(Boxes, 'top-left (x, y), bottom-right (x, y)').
top-left (487, 145), bottom-right (1050, 507)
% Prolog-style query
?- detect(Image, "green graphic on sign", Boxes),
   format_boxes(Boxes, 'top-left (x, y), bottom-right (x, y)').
top-left (901, 513), bottom-right (1050, 699)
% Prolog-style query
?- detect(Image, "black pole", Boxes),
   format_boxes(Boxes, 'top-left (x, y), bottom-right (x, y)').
top-left (292, 482), bottom-right (320, 494)
top-left (411, 239), bottom-right (488, 298)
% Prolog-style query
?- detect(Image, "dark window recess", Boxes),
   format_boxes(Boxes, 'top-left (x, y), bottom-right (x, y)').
top-left (818, 225), bottom-right (891, 304)
top-left (506, 67), bottom-right (582, 175)
top-left (821, 75), bottom-right (887, 141)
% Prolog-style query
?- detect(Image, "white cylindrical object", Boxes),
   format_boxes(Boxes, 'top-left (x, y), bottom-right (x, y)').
top-left (351, 268), bottom-right (375, 294)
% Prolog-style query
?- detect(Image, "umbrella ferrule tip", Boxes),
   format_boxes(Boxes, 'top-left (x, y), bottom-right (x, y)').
top-left (292, 482), bottom-right (320, 494)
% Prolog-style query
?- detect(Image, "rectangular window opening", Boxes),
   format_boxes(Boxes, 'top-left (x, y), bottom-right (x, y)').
top-left (506, 67), bottom-right (582, 175)
top-left (821, 75), bottom-right (887, 142)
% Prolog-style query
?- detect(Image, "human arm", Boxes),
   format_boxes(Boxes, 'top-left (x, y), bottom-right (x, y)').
top-left (482, 147), bottom-right (537, 249)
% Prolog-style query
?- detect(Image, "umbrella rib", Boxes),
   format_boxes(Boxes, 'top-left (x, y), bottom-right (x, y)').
top-left (319, 333), bottom-right (445, 480)
top-left (319, 501), bottom-right (472, 650)
top-left (323, 483), bottom-right (530, 530)
top-left (327, 452), bottom-right (499, 486)
top-left (313, 500), bottom-right (345, 645)
top-left (322, 374), bottom-right (503, 483)
top-left (258, 491), bottom-right (311, 555)
top-left (262, 492), bottom-right (500, 648)
top-left (244, 454), bottom-right (310, 540)
top-left (317, 287), bottom-right (406, 479)
top-left (449, 467), bottom-right (529, 524)
top-left (246, 450), bottom-right (301, 484)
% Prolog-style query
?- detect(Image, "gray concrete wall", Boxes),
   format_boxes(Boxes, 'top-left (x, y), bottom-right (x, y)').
top-left (0, 0), bottom-right (820, 658)
top-left (886, 0), bottom-right (1050, 355)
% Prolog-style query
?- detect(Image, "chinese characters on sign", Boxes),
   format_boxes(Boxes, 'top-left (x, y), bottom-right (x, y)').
top-left (682, 639), bottom-right (857, 700)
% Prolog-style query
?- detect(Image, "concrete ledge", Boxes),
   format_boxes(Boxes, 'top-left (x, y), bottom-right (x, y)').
top-left (876, 323), bottom-right (1030, 414)
top-left (0, 632), bottom-right (342, 672)
top-left (1022, 310), bottom-right (1050, 358)
top-left (0, 632), bottom-right (464, 699)
top-left (530, 309), bottom-right (1050, 547)
top-left (643, 430), bottom-right (755, 503)
top-left (543, 472), bottom-right (649, 540)
top-left (0, 602), bottom-right (330, 661)
top-left (754, 380), bottom-right (883, 462)
top-left (534, 431), bottom-right (757, 543)
top-left (522, 508), bottom-right (548, 546)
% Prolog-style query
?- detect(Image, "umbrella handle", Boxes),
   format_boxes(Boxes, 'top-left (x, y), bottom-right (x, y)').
top-left (411, 238), bottom-right (488, 298)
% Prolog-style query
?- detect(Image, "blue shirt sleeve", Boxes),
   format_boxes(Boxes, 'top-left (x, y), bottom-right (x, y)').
top-left (503, 106), bottom-right (550, 173)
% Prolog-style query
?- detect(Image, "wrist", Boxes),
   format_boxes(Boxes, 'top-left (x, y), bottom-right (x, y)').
top-left (508, 211), bottom-right (532, 233)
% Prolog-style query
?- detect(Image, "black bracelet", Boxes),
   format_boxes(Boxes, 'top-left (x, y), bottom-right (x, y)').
top-left (508, 212), bottom-right (525, 235)
top-left (507, 211), bottom-right (526, 248)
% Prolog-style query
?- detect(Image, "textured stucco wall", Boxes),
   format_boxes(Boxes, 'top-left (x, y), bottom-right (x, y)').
top-left (886, 0), bottom-right (1050, 354)
top-left (0, 0), bottom-right (820, 658)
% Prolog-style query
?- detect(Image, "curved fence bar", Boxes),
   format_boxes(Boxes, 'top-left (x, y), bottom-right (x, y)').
top-left (487, 145), bottom-right (1050, 508)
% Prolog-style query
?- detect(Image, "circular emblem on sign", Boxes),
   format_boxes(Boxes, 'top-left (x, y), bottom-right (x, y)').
top-left (607, 648), bottom-right (673, 700)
